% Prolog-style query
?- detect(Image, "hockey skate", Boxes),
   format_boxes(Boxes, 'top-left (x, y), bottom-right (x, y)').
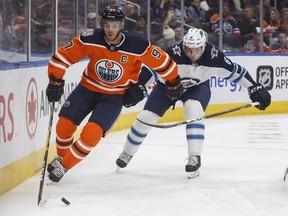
top-left (48, 159), bottom-right (68, 182)
top-left (185, 155), bottom-right (201, 179)
top-left (47, 156), bottom-right (63, 173)
top-left (116, 151), bottom-right (133, 171)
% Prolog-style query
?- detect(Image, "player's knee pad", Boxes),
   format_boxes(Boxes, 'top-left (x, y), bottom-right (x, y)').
top-left (137, 110), bottom-right (160, 123)
top-left (132, 110), bottom-right (160, 132)
top-left (184, 99), bottom-right (204, 120)
top-left (135, 110), bottom-right (160, 129)
top-left (80, 122), bottom-right (103, 148)
top-left (56, 116), bottom-right (77, 139)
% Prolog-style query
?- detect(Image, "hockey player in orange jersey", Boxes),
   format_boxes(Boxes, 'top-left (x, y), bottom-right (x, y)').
top-left (45, 5), bottom-right (183, 182)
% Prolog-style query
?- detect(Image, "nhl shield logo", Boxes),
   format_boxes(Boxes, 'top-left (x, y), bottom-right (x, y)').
top-left (256, 66), bottom-right (273, 90)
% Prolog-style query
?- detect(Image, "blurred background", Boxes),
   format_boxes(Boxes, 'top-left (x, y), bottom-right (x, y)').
top-left (1, 0), bottom-right (288, 64)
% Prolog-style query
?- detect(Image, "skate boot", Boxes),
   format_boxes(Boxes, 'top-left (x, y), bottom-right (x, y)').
top-left (116, 151), bottom-right (133, 171)
top-left (48, 159), bottom-right (68, 182)
top-left (47, 156), bottom-right (63, 173)
top-left (185, 155), bottom-right (201, 179)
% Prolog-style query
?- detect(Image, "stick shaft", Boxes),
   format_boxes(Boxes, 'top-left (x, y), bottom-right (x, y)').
top-left (137, 102), bottom-right (259, 129)
top-left (37, 102), bottom-right (55, 206)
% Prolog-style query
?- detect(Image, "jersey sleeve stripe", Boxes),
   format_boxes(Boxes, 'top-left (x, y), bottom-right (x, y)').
top-left (49, 59), bottom-right (68, 70)
top-left (153, 54), bottom-right (170, 70)
top-left (231, 67), bottom-right (248, 83)
top-left (55, 51), bottom-right (72, 66)
top-left (155, 58), bottom-right (173, 73)
top-left (158, 61), bottom-right (177, 78)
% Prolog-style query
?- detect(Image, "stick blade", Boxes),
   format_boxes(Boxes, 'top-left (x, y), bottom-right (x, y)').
top-left (38, 198), bottom-right (48, 207)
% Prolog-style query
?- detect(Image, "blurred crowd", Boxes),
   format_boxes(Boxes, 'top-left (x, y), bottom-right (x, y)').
top-left (1, 0), bottom-right (288, 64)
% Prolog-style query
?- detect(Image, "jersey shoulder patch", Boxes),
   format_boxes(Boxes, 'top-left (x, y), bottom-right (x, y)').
top-left (79, 28), bottom-right (105, 45)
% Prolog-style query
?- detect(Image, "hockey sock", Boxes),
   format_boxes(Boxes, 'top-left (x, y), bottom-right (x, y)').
top-left (56, 116), bottom-right (77, 158)
top-left (184, 100), bottom-right (205, 155)
top-left (62, 122), bottom-right (103, 169)
top-left (123, 110), bottom-right (159, 155)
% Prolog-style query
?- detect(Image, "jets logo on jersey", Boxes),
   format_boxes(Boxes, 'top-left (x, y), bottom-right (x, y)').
top-left (181, 77), bottom-right (199, 88)
top-left (210, 46), bottom-right (218, 59)
top-left (96, 60), bottom-right (123, 83)
top-left (172, 45), bottom-right (182, 57)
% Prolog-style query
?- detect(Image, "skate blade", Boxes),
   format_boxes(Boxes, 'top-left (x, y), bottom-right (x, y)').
top-left (116, 166), bottom-right (122, 173)
top-left (187, 171), bottom-right (200, 179)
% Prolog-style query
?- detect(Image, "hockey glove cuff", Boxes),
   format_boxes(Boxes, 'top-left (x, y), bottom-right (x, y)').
top-left (248, 83), bottom-right (271, 110)
top-left (123, 84), bottom-right (147, 108)
top-left (46, 77), bottom-right (65, 102)
top-left (165, 76), bottom-right (184, 102)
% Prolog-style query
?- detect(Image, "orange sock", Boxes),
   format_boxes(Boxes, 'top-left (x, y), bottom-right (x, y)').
top-left (55, 116), bottom-right (77, 158)
top-left (62, 122), bottom-right (103, 169)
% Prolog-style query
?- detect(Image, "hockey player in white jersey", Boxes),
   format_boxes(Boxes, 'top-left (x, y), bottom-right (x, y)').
top-left (116, 28), bottom-right (271, 178)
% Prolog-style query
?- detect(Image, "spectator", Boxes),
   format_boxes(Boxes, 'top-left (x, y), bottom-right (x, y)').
top-left (281, 8), bottom-right (288, 19)
top-left (32, 23), bottom-right (52, 54)
top-left (243, 27), bottom-right (271, 53)
top-left (150, 0), bottom-right (171, 24)
top-left (210, 2), bottom-right (241, 37)
top-left (263, 7), bottom-right (281, 38)
top-left (170, 22), bottom-right (182, 44)
top-left (186, 0), bottom-right (206, 24)
top-left (87, 2), bottom-right (97, 13)
top-left (132, 15), bottom-right (147, 37)
top-left (150, 21), bottom-right (163, 44)
top-left (4, 15), bottom-right (26, 51)
top-left (237, 5), bottom-right (259, 37)
top-left (270, 31), bottom-right (288, 53)
top-left (156, 24), bottom-right (175, 50)
top-left (87, 12), bottom-right (97, 28)
top-left (170, 0), bottom-right (188, 23)
top-left (271, 18), bottom-right (288, 42)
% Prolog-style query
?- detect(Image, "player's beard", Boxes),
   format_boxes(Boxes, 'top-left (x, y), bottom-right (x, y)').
top-left (105, 31), bottom-right (121, 45)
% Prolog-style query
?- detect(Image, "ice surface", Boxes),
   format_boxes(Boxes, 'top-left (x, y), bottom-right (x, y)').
top-left (1, 114), bottom-right (288, 216)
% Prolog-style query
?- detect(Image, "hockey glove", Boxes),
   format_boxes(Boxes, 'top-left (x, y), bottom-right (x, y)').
top-left (248, 83), bottom-right (271, 110)
top-left (46, 77), bottom-right (65, 102)
top-left (165, 76), bottom-right (184, 102)
top-left (123, 84), bottom-right (147, 108)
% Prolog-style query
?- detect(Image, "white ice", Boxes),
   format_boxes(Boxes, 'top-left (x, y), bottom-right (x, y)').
top-left (1, 114), bottom-right (288, 216)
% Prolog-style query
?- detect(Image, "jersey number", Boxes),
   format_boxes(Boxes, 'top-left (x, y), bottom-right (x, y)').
top-left (152, 48), bottom-right (161, 59)
top-left (63, 41), bottom-right (74, 50)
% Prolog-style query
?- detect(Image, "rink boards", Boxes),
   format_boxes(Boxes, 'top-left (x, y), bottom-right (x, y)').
top-left (0, 55), bottom-right (288, 194)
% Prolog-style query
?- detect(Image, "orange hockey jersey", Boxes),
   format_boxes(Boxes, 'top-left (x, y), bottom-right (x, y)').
top-left (48, 28), bottom-right (178, 94)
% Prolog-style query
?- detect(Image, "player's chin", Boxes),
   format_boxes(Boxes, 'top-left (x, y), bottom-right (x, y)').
top-left (106, 35), bottom-right (117, 41)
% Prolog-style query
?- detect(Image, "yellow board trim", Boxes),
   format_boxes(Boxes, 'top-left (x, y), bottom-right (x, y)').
top-left (1, 101), bottom-right (287, 195)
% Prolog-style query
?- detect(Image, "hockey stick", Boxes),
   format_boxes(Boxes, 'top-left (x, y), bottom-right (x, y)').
top-left (137, 102), bottom-right (260, 129)
top-left (37, 102), bottom-right (55, 206)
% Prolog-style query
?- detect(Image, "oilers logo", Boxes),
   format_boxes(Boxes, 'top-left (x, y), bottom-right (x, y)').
top-left (96, 60), bottom-right (123, 83)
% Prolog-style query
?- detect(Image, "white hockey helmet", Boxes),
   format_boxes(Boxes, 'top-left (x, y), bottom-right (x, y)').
top-left (183, 28), bottom-right (207, 52)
